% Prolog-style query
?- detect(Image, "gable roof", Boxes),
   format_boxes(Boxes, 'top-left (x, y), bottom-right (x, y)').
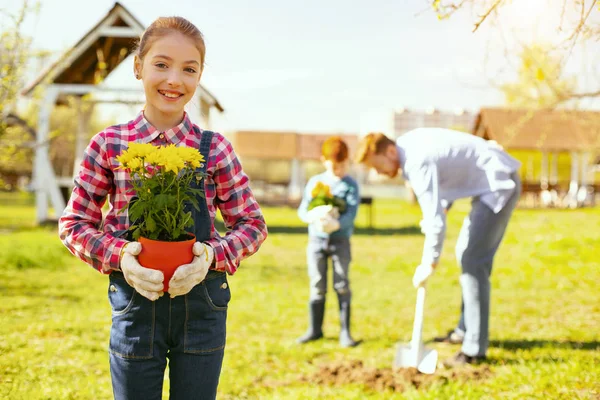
top-left (20, 2), bottom-right (224, 112)
top-left (228, 130), bottom-right (358, 161)
top-left (473, 108), bottom-right (600, 151)
top-left (22, 2), bottom-right (144, 95)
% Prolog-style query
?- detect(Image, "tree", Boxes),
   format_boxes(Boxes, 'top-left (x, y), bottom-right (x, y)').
top-left (0, 0), bottom-right (113, 191)
top-left (501, 44), bottom-right (576, 108)
top-left (0, 0), bottom-right (39, 189)
top-left (429, 0), bottom-right (600, 105)
top-left (0, 1), bottom-right (38, 132)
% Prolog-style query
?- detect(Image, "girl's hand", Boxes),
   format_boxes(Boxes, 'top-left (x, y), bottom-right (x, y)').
top-left (120, 242), bottom-right (165, 301)
top-left (168, 242), bottom-right (214, 298)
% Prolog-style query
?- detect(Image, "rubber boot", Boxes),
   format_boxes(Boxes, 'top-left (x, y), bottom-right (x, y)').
top-left (297, 300), bottom-right (325, 344)
top-left (338, 295), bottom-right (359, 347)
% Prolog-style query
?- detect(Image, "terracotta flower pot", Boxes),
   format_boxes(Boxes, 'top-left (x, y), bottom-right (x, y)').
top-left (138, 234), bottom-right (196, 293)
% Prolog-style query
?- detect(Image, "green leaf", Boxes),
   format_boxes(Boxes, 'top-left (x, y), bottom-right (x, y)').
top-left (128, 200), bottom-right (147, 222)
top-left (172, 227), bottom-right (181, 239)
top-left (188, 198), bottom-right (201, 212)
top-left (154, 194), bottom-right (171, 209)
top-left (132, 227), bottom-right (141, 240)
top-left (146, 215), bottom-right (157, 232)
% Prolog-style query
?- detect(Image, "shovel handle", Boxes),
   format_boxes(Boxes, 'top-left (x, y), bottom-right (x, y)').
top-left (411, 285), bottom-right (426, 347)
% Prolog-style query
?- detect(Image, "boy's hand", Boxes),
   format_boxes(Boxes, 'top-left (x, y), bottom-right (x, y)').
top-left (306, 205), bottom-right (333, 223)
top-left (315, 215), bottom-right (340, 234)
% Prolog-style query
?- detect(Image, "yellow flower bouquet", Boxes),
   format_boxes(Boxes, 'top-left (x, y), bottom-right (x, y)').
top-left (308, 181), bottom-right (346, 214)
top-left (116, 143), bottom-right (205, 242)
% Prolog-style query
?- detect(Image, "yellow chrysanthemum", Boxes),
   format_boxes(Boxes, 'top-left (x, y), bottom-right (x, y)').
top-left (126, 143), bottom-right (156, 159)
top-left (311, 181), bottom-right (332, 199)
top-left (311, 182), bottom-right (323, 198)
top-left (117, 142), bottom-right (206, 176)
top-left (177, 147), bottom-right (205, 168)
top-left (126, 157), bottom-right (144, 171)
top-left (144, 151), bottom-right (164, 167)
top-left (157, 146), bottom-right (184, 174)
top-left (115, 152), bottom-right (131, 167)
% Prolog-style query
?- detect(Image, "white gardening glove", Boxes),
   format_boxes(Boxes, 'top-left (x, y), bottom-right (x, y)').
top-left (328, 206), bottom-right (340, 219)
top-left (412, 264), bottom-right (435, 288)
top-left (168, 242), bottom-right (214, 298)
top-left (315, 215), bottom-right (340, 234)
top-left (120, 242), bottom-right (165, 301)
top-left (306, 205), bottom-right (334, 223)
top-left (419, 219), bottom-right (426, 234)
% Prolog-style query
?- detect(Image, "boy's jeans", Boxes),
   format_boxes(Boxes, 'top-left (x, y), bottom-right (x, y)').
top-left (307, 235), bottom-right (352, 300)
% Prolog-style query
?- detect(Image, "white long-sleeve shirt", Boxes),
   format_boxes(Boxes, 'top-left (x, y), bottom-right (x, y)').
top-left (396, 128), bottom-right (521, 266)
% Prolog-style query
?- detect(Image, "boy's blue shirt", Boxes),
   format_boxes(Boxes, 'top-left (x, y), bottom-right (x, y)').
top-left (297, 172), bottom-right (360, 238)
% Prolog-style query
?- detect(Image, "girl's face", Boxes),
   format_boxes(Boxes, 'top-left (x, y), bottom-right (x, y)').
top-left (135, 32), bottom-right (203, 123)
top-left (323, 159), bottom-right (350, 179)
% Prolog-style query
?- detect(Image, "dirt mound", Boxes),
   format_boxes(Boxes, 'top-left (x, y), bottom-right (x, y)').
top-left (299, 359), bottom-right (492, 393)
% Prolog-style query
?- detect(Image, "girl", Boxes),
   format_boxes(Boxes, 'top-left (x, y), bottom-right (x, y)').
top-left (59, 16), bottom-right (267, 400)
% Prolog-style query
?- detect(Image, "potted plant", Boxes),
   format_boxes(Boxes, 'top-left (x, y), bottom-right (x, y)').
top-left (307, 181), bottom-right (347, 218)
top-left (116, 143), bottom-right (206, 291)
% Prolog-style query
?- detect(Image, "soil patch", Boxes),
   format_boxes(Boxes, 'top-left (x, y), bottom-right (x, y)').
top-left (298, 359), bottom-right (492, 393)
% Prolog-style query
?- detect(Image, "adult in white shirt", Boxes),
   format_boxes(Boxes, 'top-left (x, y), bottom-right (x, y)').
top-left (355, 128), bottom-right (521, 366)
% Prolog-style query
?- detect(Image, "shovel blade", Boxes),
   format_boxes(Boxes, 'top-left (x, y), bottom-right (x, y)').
top-left (416, 348), bottom-right (438, 374)
top-left (394, 344), bottom-right (438, 374)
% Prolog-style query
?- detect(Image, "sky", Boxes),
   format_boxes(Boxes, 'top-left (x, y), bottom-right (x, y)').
top-left (3, 0), bottom-right (599, 134)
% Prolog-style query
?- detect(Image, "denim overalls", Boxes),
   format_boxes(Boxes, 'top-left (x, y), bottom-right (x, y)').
top-left (109, 130), bottom-right (230, 400)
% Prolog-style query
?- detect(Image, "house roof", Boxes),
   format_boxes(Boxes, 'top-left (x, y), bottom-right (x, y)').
top-left (228, 131), bottom-right (359, 161)
top-left (21, 2), bottom-right (143, 95)
top-left (21, 2), bottom-right (223, 112)
top-left (473, 107), bottom-right (600, 151)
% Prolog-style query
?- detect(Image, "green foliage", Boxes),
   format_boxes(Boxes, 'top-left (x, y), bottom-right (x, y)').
top-left (116, 144), bottom-right (206, 241)
top-left (307, 181), bottom-right (347, 214)
top-left (0, 1), bottom-right (38, 131)
top-left (0, 228), bottom-right (72, 269)
top-left (0, 192), bottom-right (72, 269)
top-left (307, 193), bottom-right (347, 213)
top-left (501, 44), bottom-right (577, 108)
top-left (124, 172), bottom-right (204, 241)
top-left (0, 1), bottom-right (36, 187)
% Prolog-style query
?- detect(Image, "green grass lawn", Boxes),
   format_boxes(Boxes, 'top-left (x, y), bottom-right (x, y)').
top-left (1, 192), bottom-right (599, 399)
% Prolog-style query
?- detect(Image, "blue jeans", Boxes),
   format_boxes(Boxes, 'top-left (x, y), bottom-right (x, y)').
top-left (307, 236), bottom-right (352, 301)
top-left (454, 173), bottom-right (521, 357)
top-left (108, 270), bottom-right (230, 400)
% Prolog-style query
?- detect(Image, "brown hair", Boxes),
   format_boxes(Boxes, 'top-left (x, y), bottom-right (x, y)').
top-left (321, 136), bottom-right (349, 162)
top-left (135, 16), bottom-right (206, 67)
top-left (354, 132), bottom-right (395, 164)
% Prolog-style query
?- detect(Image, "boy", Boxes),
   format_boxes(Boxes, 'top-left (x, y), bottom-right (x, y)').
top-left (297, 137), bottom-right (360, 347)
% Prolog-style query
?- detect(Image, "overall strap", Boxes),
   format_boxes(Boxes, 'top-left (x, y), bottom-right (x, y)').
top-left (197, 127), bottom-right (214, 173)
top-left (189, 126), bottom-right (214, 242)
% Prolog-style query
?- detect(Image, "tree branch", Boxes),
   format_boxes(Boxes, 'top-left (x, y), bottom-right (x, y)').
top-left (565, 88), bottom-right (600, 100)
top-left (565, 0), bottom-right (597, 42)
top-left (558, 0), bottom-right (568, 31)
top-left (472, 0), bottom-right (505, 32)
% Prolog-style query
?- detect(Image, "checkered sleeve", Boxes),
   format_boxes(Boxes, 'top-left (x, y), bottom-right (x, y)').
top-left (58, 132), bottom-right (128, 273)
top-left (204, 134), bottom-right (268, 274)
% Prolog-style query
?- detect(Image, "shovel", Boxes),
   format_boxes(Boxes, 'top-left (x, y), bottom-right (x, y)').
top-left (394, 285), bottom-right (438, 374)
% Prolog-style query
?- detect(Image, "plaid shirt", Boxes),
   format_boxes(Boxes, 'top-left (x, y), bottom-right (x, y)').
top-left (58, 111), bottom-right (267, 275)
